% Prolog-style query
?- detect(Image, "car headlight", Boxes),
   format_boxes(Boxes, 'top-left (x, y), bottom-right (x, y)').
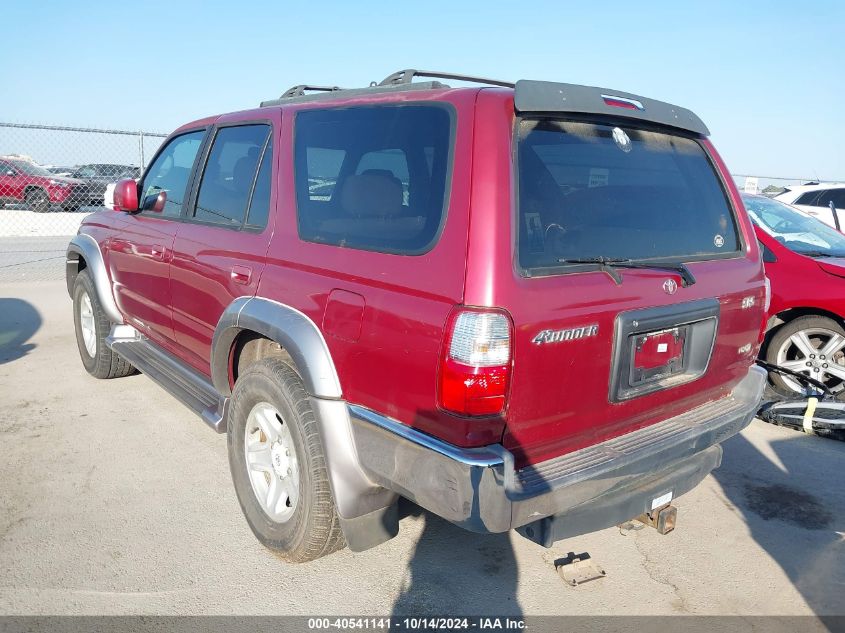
top-left (49, 179), bottom-right (69, 188)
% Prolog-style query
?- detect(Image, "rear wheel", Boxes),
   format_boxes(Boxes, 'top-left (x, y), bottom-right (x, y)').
top-left (766, 315), bottom-right (845, 398)
top-left (72, 270), bottom-right (135, 378)
top-left (25, 189), bottom-right (50, 213)
top-left (227, 358), bottom-right (344, 562)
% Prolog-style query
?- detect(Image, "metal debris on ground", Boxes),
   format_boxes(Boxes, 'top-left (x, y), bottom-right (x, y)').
top-left (554, 552), bottom-right (606, 586)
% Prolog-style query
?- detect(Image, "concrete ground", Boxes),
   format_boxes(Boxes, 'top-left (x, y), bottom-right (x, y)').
top-left (0, 237), bottom-right (69, 283)
top-left (1, 280), bottom-right (843, 617)
top-left (0, 208), bottom-right (93, 238)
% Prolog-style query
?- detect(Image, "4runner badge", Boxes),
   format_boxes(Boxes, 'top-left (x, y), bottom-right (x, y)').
top-left (532, 324), bottom-right (599, 345)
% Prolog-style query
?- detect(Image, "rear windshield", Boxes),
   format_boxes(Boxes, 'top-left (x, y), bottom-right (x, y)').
top-left (516, 119), bottom-right (739, 273)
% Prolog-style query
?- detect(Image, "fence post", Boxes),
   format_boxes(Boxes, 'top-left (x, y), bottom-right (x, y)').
top-left (138, 130), bottom-right (145, 170)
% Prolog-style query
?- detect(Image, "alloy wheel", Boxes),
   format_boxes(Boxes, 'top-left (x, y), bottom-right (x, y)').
top-left (775, 327), bottom-right (845, 394)
top-left (79, 291), bottom-right (97, 358)
top-left (244, 401), bottom-right (300, 522)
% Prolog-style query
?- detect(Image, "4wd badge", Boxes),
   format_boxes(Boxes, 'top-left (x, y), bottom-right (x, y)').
top-left (532, 324), bottom-right (599, 345)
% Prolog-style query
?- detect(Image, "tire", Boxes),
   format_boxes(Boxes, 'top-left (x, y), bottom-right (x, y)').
top-left (227, 358), bottom-right (345, 563)
top-left (25, 188), bottom-right (50, 213)
top-left (72, 269), bottom-right (135, 379)
top-left (766, 315), bottom-right (845, 399)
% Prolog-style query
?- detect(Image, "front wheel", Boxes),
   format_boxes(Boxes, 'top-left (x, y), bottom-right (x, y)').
top-left (72, 270), bottom-right (135, 379)
top-left (766, 315), bottom-right (845, 398)
top-left (227, 358), bottom-right (344, 562)
top-left (26, 189), bottom-right (50, 213)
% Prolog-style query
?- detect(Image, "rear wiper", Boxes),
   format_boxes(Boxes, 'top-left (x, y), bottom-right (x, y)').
top-left (558, 256), bottom-right (696, 287)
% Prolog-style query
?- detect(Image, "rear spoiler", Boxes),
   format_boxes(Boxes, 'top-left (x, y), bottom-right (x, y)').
top-left (514, 80), bottom-right (710, 137)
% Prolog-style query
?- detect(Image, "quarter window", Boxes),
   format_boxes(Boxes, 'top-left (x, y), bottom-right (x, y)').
top-left (294, 105), bottom-right (453, 254)
top-left (140, 130), bottom-right (205, 216)
top-left (194, 124), bottom-right (271, 226)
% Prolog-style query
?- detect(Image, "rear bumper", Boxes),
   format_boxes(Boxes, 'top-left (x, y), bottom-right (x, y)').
top-left (349, 365), bottom-right (766, 540)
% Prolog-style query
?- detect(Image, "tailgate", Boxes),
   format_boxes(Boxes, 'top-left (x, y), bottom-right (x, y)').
top-left (501, 117), bottom-right (765, 466)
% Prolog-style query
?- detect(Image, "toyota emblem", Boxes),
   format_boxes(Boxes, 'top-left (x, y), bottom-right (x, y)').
top-left (663, 279), bottom-right (678, 295)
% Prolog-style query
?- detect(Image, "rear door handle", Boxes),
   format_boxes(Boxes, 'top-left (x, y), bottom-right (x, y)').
top-left (231, 265), bottom-right (252, 285)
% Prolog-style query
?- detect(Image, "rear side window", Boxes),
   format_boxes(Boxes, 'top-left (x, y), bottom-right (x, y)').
top-left (194, 124), bottom-right (271, 226)
top-left (794, 191), bottom-right (823, 206)
top-left (294, 104), bottom-right (453, 254)
top-left (816, 188), bottom-right (845, 209)
top-left (517, 120), bottom-right (739, 272)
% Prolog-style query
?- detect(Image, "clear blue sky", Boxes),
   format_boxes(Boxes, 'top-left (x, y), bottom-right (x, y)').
top-left (2, 0), bottom-right (843, 180)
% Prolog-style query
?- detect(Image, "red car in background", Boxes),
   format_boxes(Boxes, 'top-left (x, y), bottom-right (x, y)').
top-left (744, 193), bottom-right (845, 398)
top-left (0, 157), bottom-right (89, 212)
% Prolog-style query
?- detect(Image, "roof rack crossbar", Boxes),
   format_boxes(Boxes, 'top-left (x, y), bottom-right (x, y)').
top-left (279, 85), bottom-right (344, 99)
top-left (379, 69), bottom-right (514, 89)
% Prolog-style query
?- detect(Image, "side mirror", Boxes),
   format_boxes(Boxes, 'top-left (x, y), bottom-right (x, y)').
top-left (112, 178), bottom-right (139, 212)
top-left (5, 170), bottom-right (15, 177)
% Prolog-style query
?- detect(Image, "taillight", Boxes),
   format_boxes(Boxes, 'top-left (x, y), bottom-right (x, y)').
top-left (438, 309), bottom-right (512, 417)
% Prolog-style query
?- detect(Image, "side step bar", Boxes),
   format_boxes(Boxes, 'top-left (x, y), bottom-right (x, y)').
top-left (106, 325), bottom-right (228, 433)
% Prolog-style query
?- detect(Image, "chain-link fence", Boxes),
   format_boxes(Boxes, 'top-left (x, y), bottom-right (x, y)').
top-left (730, 174), bottom-right (822, 197)
top-left (0, 123), bottom-right (166, 282)
top-left (0, 120), bottom-right (832, 282)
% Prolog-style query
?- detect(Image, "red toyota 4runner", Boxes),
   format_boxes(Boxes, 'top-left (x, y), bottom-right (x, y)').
top-left (66, 70), bottom-right (767, 562)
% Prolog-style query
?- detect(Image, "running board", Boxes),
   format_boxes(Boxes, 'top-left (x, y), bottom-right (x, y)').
top-left (106, 325), bottom-right (228, 433)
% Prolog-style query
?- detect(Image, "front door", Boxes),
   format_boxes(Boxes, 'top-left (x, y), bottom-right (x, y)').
top-left (169, 121), bottom-right (276, 375)
top-left (108, 129), bottom-right (206, 345)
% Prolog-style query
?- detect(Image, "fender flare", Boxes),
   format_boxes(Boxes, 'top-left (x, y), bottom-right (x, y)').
top-left (66, 234), bottom-right (123, 324)
top-left (210, 296), bottom-right (342, 398)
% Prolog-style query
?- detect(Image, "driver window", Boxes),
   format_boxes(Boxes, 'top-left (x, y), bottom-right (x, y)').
top-left (140, 130), bottom-right (205, 216)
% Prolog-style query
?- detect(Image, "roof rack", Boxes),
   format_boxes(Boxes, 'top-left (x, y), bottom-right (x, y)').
top-left (259, 69), bottom-right (514, 108)
top-left (278, 85), bottom-right (344, 99)
top-left (260, 81), bottom-right (451, 108)
top-left (379, 69), bottom-right (514, 88)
